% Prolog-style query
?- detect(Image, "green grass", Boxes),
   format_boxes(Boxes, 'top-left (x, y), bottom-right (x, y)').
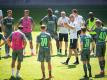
top-left (0, 32), bottom-right (107, 80)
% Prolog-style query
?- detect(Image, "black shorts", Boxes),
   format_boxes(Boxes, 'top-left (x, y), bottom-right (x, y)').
top-left (77, 30), bottom-right (81, 37)
top-left (90, 34), bottom-right (96, 42)
top-left (96, 44), bottom-right (106, 57)
top-left (59, 33), bottom-right (68, 42)
top-left (70, 39), bottom-right (77, 49)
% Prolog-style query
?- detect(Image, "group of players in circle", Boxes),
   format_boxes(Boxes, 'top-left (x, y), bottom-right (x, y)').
top-left (0, 8), bottom-right (106, 80)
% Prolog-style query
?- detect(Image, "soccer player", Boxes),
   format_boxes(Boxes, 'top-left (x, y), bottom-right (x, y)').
top-left (17, 10), bottom-right (35, 56)
top-left (0, 33), bottom-right (6, 60)
top-left (72, 9), bottom-right (84, 52)
top-left (40, 8), bottom-right (59, 54)
top-left (36, 24), bottom-right (53, 80)
top-left (57, 11), bottom-right (69, 56)
top-left (63, 14), bottom-right (79, 65)
top-left (3, 10), bottom-right (14, 58)
top-left (85, 12), bottom-right (98, 55)
top-left (80, 27), bottom-right (92, 78)
top-left (7, 26), bottom-right (27, 79)
top-left (93, 20), bottom-right (107, 77)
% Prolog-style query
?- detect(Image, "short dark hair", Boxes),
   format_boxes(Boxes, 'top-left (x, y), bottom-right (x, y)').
top-left (81, 27), bottom-right (87, 33)
top-left (72, 9), bottom-right (78, 13)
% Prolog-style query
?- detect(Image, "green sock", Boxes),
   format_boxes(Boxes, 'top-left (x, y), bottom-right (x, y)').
top-left (87, 63), bottom-right (92, 75)
top-left (83, 64), bottom-right (87, 76)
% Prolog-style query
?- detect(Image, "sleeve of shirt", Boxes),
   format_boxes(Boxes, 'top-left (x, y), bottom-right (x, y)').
top-left (36, 35), bottom-right (40, 43)
top-left (0, 34), bottom-right (6, 41)
top-left (3, 18), bottom-right (6, 25)
top-left (30, 17), bottom-right (34, 23)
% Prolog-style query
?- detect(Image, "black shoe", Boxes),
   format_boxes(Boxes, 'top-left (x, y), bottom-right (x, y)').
top-left (89, 74), bottom-right (92, 77)
top-left (9, 76), bottom-right (15, 80)
top-left (16, 76), bottom-right (23, 80)
top-left (73, 61), bottom-right (79, 64)
top-left (84, 75), bottom-right (88, 78)
top-left (61, 62), bottom-right (68, 65)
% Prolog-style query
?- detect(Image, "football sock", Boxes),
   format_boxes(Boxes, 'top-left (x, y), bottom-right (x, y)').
top-left (65, 50), bottom-right (67, 54)
top-left (83, 64), bottom-right (87, 76)
top-left (12, 68), bottom-right (14, 76)
top-left (60, 49), bottom-right (62, 53)
top-left (16, 70), bottom-right (19, 77)
top-left (76, 57), bottom-right (79, 62)
top-left (66, 58), bottom-right (70, 64)
top-left (87, 63), bottom-right (92, 75)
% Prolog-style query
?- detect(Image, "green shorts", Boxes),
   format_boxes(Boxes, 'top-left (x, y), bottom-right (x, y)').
top-left (81, 50), bottom-right (90, 61)
top-left (96, 44), bottom-right (106, 57)
top-left (38, 48), bottom-right (51, 62)
top-left (24, 32), bottom-right (32, 41)
top-left (12, 49), bottom-right (23, 62)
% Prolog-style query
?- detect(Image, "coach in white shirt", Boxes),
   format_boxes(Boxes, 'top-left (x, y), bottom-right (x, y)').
top-left (72, 9), bottom-right (84, 52)
top-left (57, 11), bottom-right (69, 56)
top-left (62, 14), bottom-right (79, 65)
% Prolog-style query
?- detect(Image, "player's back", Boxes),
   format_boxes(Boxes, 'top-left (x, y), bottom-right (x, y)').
top-left (11, 30), bottom-right (25, 50)
top-left (37, 32), bottom-right (51, 49)
top-left (81, 34), bottom-right (92, 50)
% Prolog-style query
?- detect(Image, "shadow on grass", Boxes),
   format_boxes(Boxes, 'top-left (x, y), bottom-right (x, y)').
top-left (94, 74), bottom-right (107, 78)
top-left (34, 78), bottom-right (51, 80)
top-left (80, 77), bottom-right (93, 80)
top-left (23, 55), bottom-right (32, 58)
top-left (68, 64), bottom-right (76, 69)
top-left (51, 54), bottom-right (66, 57)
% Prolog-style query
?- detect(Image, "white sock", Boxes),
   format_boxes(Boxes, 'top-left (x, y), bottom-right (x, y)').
top-left (31, 49), bottom-right (34, 53)
top-left (12, 68), bottom-right (14, 76)
top-left (16, 70), bottom-right (20, 77)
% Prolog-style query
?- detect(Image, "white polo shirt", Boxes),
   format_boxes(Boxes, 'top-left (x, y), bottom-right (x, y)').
top-left (75, 15), bottom-right (84, 31)
top-left (69, 21), bottom-right (78, 39)
top-left (58, 16), bottom-right (69, 34)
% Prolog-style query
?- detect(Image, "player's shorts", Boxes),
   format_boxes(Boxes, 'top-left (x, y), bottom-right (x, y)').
top-left (81, 49), bottom-right (90, 61)
top-left (77, 30), bottom-right (81, 38)
top-left (69, 39), bottom-right (77, 49)
top-left (59, 33), bottom-right (68, 42)
top-left (24, 32), bottom-right (32, 41)
top-left (90, 34), bottom-right (96, 42)
top-left (38, 48), bottom-right (51, 62)
top-left (12, 49), bottom-right (23, 62)
top-left (96, 44), bottom-right (106, 57)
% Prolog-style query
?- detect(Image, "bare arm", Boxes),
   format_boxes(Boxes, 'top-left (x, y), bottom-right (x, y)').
top-left (64, 22), bottom-right (75, 30)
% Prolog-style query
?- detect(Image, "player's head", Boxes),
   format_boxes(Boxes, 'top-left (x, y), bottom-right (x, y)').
top-left (95, 20), bottom-right (102, 28)
top-left (24, 10), bottom-right (30, 16)
top-left (40, 24), bottom-right (47, 32)
top-left (18, 25), bottom-right (23, 30)
top-left (88, 12), bottom-right (94, 18)
top-left (47, 8), bottom-right (53, 16)
top-left (69, 14), bottom-right (75, 22)
top-left (81, 27), bottom-right (87, 34)
top-left (72, 9), bottom-right (78, 16)
top-left (7, 10), bottom-right (12, 17)
top-left (61, 11), bottom-right (66, 18)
